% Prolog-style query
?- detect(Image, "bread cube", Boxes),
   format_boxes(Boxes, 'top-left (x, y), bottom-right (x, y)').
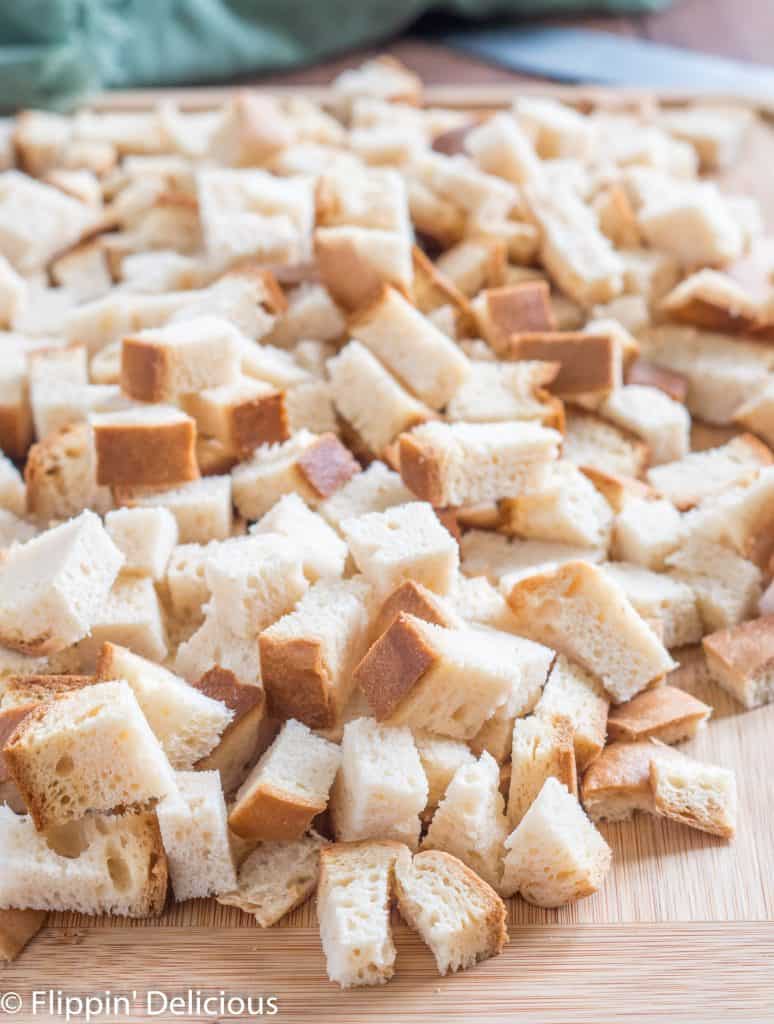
top-left (260, 578), bottom-right (371, 729)
top-left (3, 680), bottom-right (177, 829)
top-left (600, 385), bottom-right (689, 466)
top-left (445, 359), bottom-right (562, 427)
top-left (0, 908), bottom-right (46, 962)
top-left (460, 529), bottom-right (604, 586)
top-left (122, 475), bottom-right (233, 543)
top-left (315, 225), bottom-right (413, 312)
top-left (607, 684), bottom-right (711, 744)
top-left (105, 506), bottom-right (178, 579)
top-left (602, 562), bottom-right (702, 648)
top-left (0, 510), bottom-right (123, 654)
top-left (581, 740), bottom-right (684, 822)
top-left (157, 770), bottom-right (237, 900)
top-left (535, 655), bottom-right (609, 770)
top-left (471, 281), bottom-right (555, 353)
top-left (251, 493), bottom-right (347, 582)
top-left (265, 282), bottom-right (346, 348)
top-left (681, 468), bottom-right (774, 565)
top-left (666, 538), bottom-right (762, 632)
top-left (507, 715), bottom-right (577, 828)
top-left (703, 615), bottom-right (774, 709)
top-left (638, 180), bottom-right (742, 267)
top-left (563, 408), bottom-right (649, 479)
top-left (371, 579), bottom-right (463, 644)
top-left (91, 404), bottom-right (198, 488)
top-left (650, 754), bottom-right (736, 839)
top-left (435, 238), bottom-right (506, 296)
top-left (228, 719), bottom-right (341, 840)
top-left (613, 496), bottom-right (682, 570)
top-left (182, 377), bottom-right (288, 456)
top-left (285, 379), bottom-right (338, 435)
top-left (0, 346), bottom-right (32, 458)
top-left (501, 777), bottom-right (611, 905)
top-left (76, 574), bottom-right (167, 665)
top-left (647, 435), bottom-right (772, 510)
top-left (319, 460), bottom-right (413, 530)
top-left (175, 610), bottom-right (261, 688)
top-left (414, 731), bottom-right (476, 822)
top-left (0, 171), bottom-right (95, 272)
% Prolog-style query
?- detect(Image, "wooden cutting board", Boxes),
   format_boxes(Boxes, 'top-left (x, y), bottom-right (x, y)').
top-left (5, 85), bottom-right (774, 1023)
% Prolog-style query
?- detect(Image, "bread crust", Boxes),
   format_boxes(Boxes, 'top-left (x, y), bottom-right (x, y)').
top-left (296, 433), bottom-right (360, 499)
top-left (371, 580), bottom-right (457, 642)
top-left (0, 908), bottom-right (47, 962)
top-left (93, 417), bottom-right (199, 488)
top-left (143, 813), bottom-right (170, 916)
top-left (259, 634), bottom-right (332, 728)
top-left (0, 704), bottom-right (35, 781)
top-left (411, 246), bottom-right (474, 332)
top-left (398, 432), bottom-right (444, 505)
top-left (228, 781), bottom-right (323, 841)
top-left (507, 331), bottom-right (617, 395)
top-left (607, 685), bottom-right (711, 743)
top-left (121, 338), bottom-right (170, 404)
top-left (479, 281), bottom-right (556, 353)
top-left (702, 615), bottom-right (774, 699)
top-left (0, 403), bottom-right (32, 461)
top-left (353, 612), bottom-right (437, 720)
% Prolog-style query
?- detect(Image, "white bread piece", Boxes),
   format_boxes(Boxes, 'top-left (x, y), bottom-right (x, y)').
top-left (514, 97), bottom-right (591, 158)
top-left (599, 385), bottom-right (689, 466)
top-left (650, 753), bottom-right (737, 839)
top-left (0, 907), bottom-right (46, 962)
top-left (350, 286), bottom-right (470, 410)
top-left (637, 178), bottom-right (742, 267)
top-left (265, 283), bottom-right (346, 348)
top-left (157, 770), bottom-right (237, 900)
top-left (240, 340), bottom-right (311, 389)
top-left (251, 493), bottom-right (347, 582)
top-left (460, 529), bottom-right (604, 587)
top-left (465, 111), bottom-right (541, 184)
top-left (217, 832), bottom-right (327, 926)
top-left (75, 573), bottom-right (168, 666)
top-left (175, 609), bottom-right (261, 688)
top-left (422, 751), bottom-right (508, 891)
top-left (619, 246), bottom-right (680, 304)
top-left (50, 238), bottom-right (112, 302)
top-left (414, 730), bottom-right (476, 821)
top-left (285, 379), bottom-right (338, 436)
top-left (580, 739), bottom-right (686, 822)
top-left (0, 510), bottom-right (123, 654)
top-left (319, 461), bottom-right (413, 531)
top-left (121, 316), bottom-right (241, 403)
top-left (606, 684), bottom-right (711, 745)
top-left (314, 225), bottom-right (413, 312)
top-left (501, 460), bottom-right (614, 550)
top-left (0, 254), bottom-right (27, 328)
top-left (228, 719), bottom-right (341, 840)
top-left (231, 430), bottom-right (359, 520)
top-left (342, 501), bottom-right (458, 601)
top-left (703, 615), bottom-right (774, 709)
top-left (660, 104), bottom-right (753, 170)
top-left (535, 655), bottom-right (609, 770)
top-left (666, 538), bottom-right (763, 632)
top-left (165, 540), bottom-right (222, 621)
top-left (354, 614), bottom-right (521, 740)
top-left (507, 715), bottom-right (577, 828)
top-left (602, 562), bottom-right (702, 649)
top-left (524, 182), bottom-right (623, 307)
top-left (395, 849), bottom-right (507, 976)
top-left (638, 326), bottom-right (773, 426)
top-left (435, 238), bottom-right (506, 296)
top-left (330, 717), bottom-right (428, 848)
top-left (90, 339), bottom-right (121, 386)
top-left (96, 642), bottom-right (233, 769)
top-left (562, 408), bottom-right (649, 479)
top-left (182, 376), bottom-right (288, 456)
top-left (680, 468), bottom-right (774, 565)
top-left (30, 378), bottom-right (121, 443)
top-left (501, 777), bottom-right (611, 906)
top-left (411, 150), bottom-right (516, 221)
top-left (205, 533), bottom-right (307, 638)
top-left (0, 509), bottom-right (36, 547)
top-left (735, 379), bottom-right (774, 447)
top-left (3, 680), bottom-right (177, 829)
top-left (122, 475), bottom-right (233, 543)
top-left (105, 506), bottom-right (179, 579)
top-left (647, 435), bottom-right (773, 511)
top-left (591, 294), bottom-right (650, 334)
top-left (333, 54), bottom-right (421, 112)
top-left (612, 496), bottom-right (682, 570)
top-left (0, 345), bottom-right (32, 459)
top-left (0, 171), bottom-right (95, 273)
top-left (0, 450), bottom-right (25, 516)
top-left (170, 268), bottom-right (285, 342)
top-left (317, 839), bottom-right (406, 989)
top-left (445, 359), bottom-right (561, 427)
top-left (445, 574), bottom-right (519, 632)
top-left (660, 268), bottom-right (759, 333)
top-left (260, 577), bottom-right (371, 729)
top-left (399, 420), bottom-right (561, 507)
top-left (328, 340), bottom-right (431, 456)
top-left (0, 805), bottom-right (167, 917)
top-left (506, 560), bottom-right (675, 702)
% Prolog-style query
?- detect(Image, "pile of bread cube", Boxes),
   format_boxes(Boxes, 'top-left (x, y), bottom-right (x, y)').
top-left (0, 55), bottom-right (772, 987)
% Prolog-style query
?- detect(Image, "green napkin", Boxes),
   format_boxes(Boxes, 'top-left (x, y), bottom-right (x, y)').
top-left (0, 0), bottom-right (672, 111)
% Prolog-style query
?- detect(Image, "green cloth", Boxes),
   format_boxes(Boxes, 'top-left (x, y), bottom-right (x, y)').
top-left (0, 0), bottom-right (672, 111)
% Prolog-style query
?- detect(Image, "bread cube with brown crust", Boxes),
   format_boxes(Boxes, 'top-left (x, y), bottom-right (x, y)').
top-left (91, 405), bottom-right (198, 488)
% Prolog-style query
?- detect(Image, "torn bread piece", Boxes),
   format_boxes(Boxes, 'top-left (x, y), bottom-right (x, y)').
top-left (251, 493), bottom-right (348, 582)
top-left (105, 506), bottom-right (178, 579)
top-left (647, 435), bottom-right (773, 511)
top-left (91, 405), bottom-right (199, 488)
top-left (319, 461), bottom-right (413, 530)
top-left (650, 753), bottom-right (737, 839)
top-left (660, 104), bottom-right (753, 171)
top-left (507, 715), bottom-right (577, 828)
top-left (680, 468), bottom-right (774, 566)
top-left (414, 731), bottom-right (476, 823)
top-left (445, 360), bottom-right (562, 428)
top-left (501, 777), bottom-right (611, 906)
top-left (581, 739), bottom-right (686, 822)
top-left (411, 245), bottom-right (474, 333)
top-left (612, 496), bottom-right (683, 571)
top-left (666, 538), bottom-right (763, 632)
top-left (625, 359), bottom-right (688, 404)
top-left (75, 573), bottom-right (167, 666)
top-left (703, 615), bottom-right (774, 709)
top-left (562, 409), bottom-right (649, 479)
top-left (599, 385), bottom-right (690, 466)
top-left (607, 685), bottom-right (711, 744)
top-left (602, 562), bottom-right (702, 649)
top-left (535, 655), bottom-right (609, 771)
top-left (661, 269), bottom-right (760, 333)
top-left (506, 560), bottom-right (675, 703)
top-left (435, 238), bottom-right (506, 297)
top-left (25, 421), bottom-right (111, 524)
top-left (395, 849), bottom-right (507, 976)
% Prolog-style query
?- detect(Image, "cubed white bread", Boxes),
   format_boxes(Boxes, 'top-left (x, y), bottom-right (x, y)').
top-left (27, 344), bottom-right (89, 391)
top-left (231, 430), bottom-right (359, 520)
top-left (164, 540), bottom-right (221, 621)
top-left (121, 475), bottom-right (233, 543)
top-left (535, 655), bottom-right (609, 770)
top-left (445, 574), bottom-right (519, 631)
top-left (285, 379), bottom-right (338, 436)
top-left (0, 345), bottom-right (32, 459)
top-left (217, 832), bottom-right (328, 926)
top-left (350, 286), bottom-right (470, 410)
top-left (619, 247), bottom-right (680, 305)
top-left (0, 510), bottom-right (123, 654)
top-left (612, 497), bottom-right (683, 570)
top-left (414, 731), bottom-right (476, 821)
top-left (506, 560), bottom-right (675, 702)
top-left (328, 341), bottom-right (431, 456)
top-left (3, 679), bottom-right (177, 829)
top-left (228, 719), bottom-right (341, 840)
top-left (422, 751), bottom-right (508, 891)
top-left (650, 753), bottom-right (737, 839)
top-left (660, 105), bottom-right (753, 170)
top-left (0, 509), bottom-right (36, 547)
top-left (660, 268), bottom-right (759, 333)
top-left (647, 435), bottom-right (773, 511)
top-left (735, 379), bottom-right (774, 447)
top-left (91, 404), bottom-right (198, 489)
top-left (251, 493), bottom-right (347, 582)
top-left (265, 283), bottom-right (346, 348)
top-left (395, 849), bottom-right (507, 976)
top-left (562, 409), bottom-right (649, 479)
top-left (0, 907), bottom-right (46, 962)
top-left (0, 805), bottom-right (167, 917)
top-left (31, 379), bottom-right (122, 444)
top-left (205, 533), bottom-right (307, 638)
top-left (314, 225), bottom-right (413, 312)
top-left (121, 315), bottom-right (241, 402)
top-left (580, 739), bottom-right (686, 822)
top-left (501, 460), bottom-right (614, 550)
top-left (703, 615), bottom-right (774, 709)
top-left (434, 238), bottom-right (506, 295)
top-left (460, 529), bottom-right (605, 587)
top-left (0, 451), bottom-right (24, 516)
top-left (514, 97), bottom-right (592, 158)
top-left (105, 506), bottom-right (179, 579)
top-left (471, 281), bottom-right (557, 355)
top-left (636, 179), bottom-right (743, 267)
top-left (96, 642), bottom-right (233, 768)
top-left (501, 777), bottom-right (611, 905)
top-left (399, 420), bottom-right (561, 507)
top-left (601, 562), bottom-right (702, 649)
top-left (75, 574), bottom-right (167, 666)
top-left (598, 385), bottom-right (690, 466)
top-left (239, 340), bottom-right (310, 389)
top-left (666, 538), bottom-right (762, 632)
top-left (319, 461), bottom-right (414, 531)
top-left (370, 579), bottom-right (463, 644)
top-left (445, 359), bottom-right (561, 427)
top-left (465, 110), bottom-right (541, 184)
top-left (157, 770), bottom-right (237, 900)
top-left (260, 577), bottom-right (371, 729)
top-left (182, 377), bottom-right (288, 456)
top-left (175, 608), bottom-right (261, 688)
top-left (507, 715), bottom-right (577, 828)
top-left (607, 684), bottom-right (712, 744)
top-left (354, 615), bottom-right (521, 740)
top-left (341, 502), bottom-right (458, 601)
top-left (50, 238), bottom-right (112, 302)
top-left (581, 466), bottom-right (657, 513)
top-left (680, 468), bottom-right (774, 565)
top-left (317, 839), bottom-right (406, 989)
top-left (330, 717), bottom-right (427, 848)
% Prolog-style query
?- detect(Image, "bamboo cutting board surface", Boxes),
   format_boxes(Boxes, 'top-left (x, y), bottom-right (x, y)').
top-left (5, 84), bottom-right (774, 1022)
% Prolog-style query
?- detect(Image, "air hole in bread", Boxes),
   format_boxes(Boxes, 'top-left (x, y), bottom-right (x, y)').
top-left (55, 754), bottom-right (75, 776)
top-left (45, 820), bottom-right (89, 858)
top-left (106, 852), bottom-right (131, 891)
